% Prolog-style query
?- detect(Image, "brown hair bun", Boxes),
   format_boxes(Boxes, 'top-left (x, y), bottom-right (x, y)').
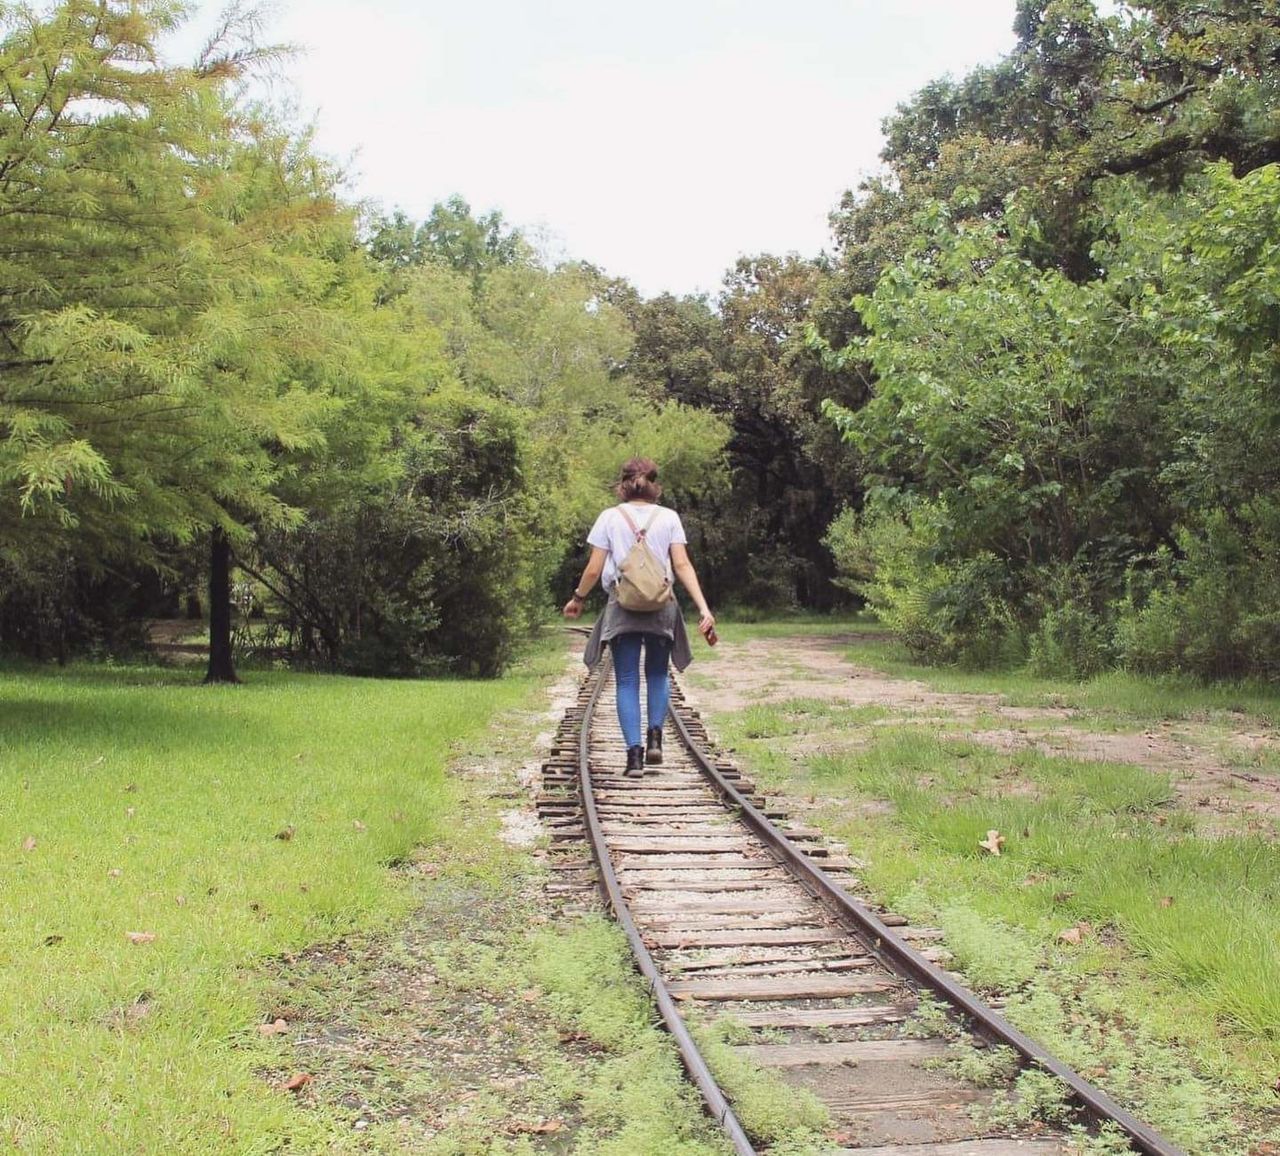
top-left (615, 457), bottom-right (662, 502)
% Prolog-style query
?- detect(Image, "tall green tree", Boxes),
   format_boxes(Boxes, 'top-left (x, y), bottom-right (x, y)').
top-left (0, 2), bottom-right (417, 678)
top-left (1, 0), bottom-right (237, 559)
top-left (822, 164), bottom-right (1280, 675)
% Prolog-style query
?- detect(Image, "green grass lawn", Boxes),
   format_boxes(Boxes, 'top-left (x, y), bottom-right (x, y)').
top-left (0, 651), bottom-right (560, 1153)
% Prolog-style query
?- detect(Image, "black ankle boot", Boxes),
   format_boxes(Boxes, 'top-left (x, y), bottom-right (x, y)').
top-left (625, 745), bottom-right (645, 778)
top-left (645, 726), bottom-right (664, 765)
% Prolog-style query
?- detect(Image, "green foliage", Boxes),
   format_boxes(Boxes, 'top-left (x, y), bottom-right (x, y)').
top-left (982, 1067), bottom-right (1072, 1129)
top-left (605, 256), bottom-right (864, 611)
top-left (0, 2), bottom-right (729, 674)
top-left (1026, 568), bottom-right (1116, 679)
top-left (526, 919), bottom-right (731, 1156)
top-left (937, 906), bottom-right (1040, 992)
top-left (940, 1041), bottom-right (1020, 1088)
top-left (823, 505), bottom-right (1023, 666)
top-left (1117, 504), bottom-right (1280, 680)
top-left (823, 161), bottom-right (1280, 678)
top-left (0, 3), bottom-right (376, 560)
top-left (695, 1022), bottom-right (829, 1151)
top-left (811, 1), bottom-right (1280, 681)
top-left (833, 0), bottom-right (1280, 290)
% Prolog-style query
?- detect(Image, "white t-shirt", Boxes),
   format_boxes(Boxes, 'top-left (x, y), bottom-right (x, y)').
top-left (587, 502), bottom-right (688, 591)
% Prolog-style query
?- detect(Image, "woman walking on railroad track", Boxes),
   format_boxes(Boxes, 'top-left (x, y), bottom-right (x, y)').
top-left (564, 457), bottom-right (716, 779)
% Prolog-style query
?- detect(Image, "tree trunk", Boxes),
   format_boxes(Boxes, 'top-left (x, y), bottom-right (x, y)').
top-left (204, 527), bottom-right (240, 684)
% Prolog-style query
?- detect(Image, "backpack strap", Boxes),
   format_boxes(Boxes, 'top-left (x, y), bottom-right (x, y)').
top-left (616, 504), bottom-right (659, 539)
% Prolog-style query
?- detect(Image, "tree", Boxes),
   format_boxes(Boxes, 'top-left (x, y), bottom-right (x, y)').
top-left (833, 0), bottom-right (1280, 290)
top-left (0, 3), bottom-right (414, 680)
top-left (821, 163), bottom-right (1280, 675)
top-left (1, 1), bottom-right (238, 560)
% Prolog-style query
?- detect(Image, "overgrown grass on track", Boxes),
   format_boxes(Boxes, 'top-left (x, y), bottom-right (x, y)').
top-left (0, 654), bottom-right (556, 1153)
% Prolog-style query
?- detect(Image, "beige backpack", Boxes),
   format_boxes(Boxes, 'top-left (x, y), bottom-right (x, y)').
top-left (614, 505), bottom-right (674, 612)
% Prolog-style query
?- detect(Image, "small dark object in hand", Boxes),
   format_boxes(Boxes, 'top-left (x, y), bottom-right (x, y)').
top-left (702, 624), bottom-right (718, 646)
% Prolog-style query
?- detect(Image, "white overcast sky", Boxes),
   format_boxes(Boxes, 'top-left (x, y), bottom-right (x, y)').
top-left (166, 2), bottom-right (1020, 298)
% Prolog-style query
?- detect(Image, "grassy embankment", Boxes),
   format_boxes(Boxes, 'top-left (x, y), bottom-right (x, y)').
top-left (698, 619), bottom-right (1280, 1152)
top-left (0, 643), bottom-right (750, 1155)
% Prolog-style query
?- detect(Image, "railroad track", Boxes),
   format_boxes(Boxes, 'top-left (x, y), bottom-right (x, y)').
top-left (539, 653), bottom-right (1186, 1156)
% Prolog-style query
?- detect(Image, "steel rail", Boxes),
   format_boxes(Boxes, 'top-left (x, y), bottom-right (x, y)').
top-left (666, 690), bottom-right (1186, 1156)
top-left (577, 653), bottom-right (758, 1156)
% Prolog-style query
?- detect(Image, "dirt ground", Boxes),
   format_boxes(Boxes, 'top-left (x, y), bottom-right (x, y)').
top-left (687, 634), bottom-right (1280, 836)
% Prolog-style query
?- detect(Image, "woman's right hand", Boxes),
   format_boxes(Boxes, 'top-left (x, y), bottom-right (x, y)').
top-left (698, 610), bottom-right (716, 637)
top-left (563, 598), bottom-right (583, 619)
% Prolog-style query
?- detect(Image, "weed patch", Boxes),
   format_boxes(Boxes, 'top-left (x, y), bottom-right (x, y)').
top-left (693, 1020), bottom-right (830, 1152)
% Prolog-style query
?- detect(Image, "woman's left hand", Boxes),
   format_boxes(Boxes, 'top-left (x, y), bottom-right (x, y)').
top-left (563, 598), bottom-right (583, 619)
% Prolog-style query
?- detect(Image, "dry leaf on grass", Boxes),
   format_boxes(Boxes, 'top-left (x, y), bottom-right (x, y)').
top-left (107, 868), bottom-right (122, 878)
top-left (21, 836), bottom-right (37, 852)
top-left (509, 1119), bottom-right (563, 1135)
top-left (125, 931), bottom-right (156, 945)
top-left (352, 820), bottom-right (366, 832)
top-left (274, 825), bottom-right (295, 842)
top-left (282, 1073), bottom-right (312, 1093)
top-left (258, 1018), bottom-right (289, 1036)
top-left (1159, 895), bottom-right (1175, 908)
top-left (978, 829), bottom-right (1005, 855)
top-left (1057, 922), bottom-right (1093, 945)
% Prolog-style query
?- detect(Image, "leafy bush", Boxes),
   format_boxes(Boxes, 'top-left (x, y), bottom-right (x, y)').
top-left (1027, 567), bottom-right (1115, 679)
top-left (1117, 504), bottom-right (1280, 680)
top-left (254, 389), bottom-right (550, 677)
top-left (821, 165), bottom-right (1280, 684)
top-left (1027, 603), bottom-right (1114, 679)
top-left (0, 550), bottom-right (153, 661)
top-left (824, 503), bottom-right (1023, 666)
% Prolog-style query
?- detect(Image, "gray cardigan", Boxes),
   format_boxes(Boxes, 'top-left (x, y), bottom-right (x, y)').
top-left (582, 595), bottom-right (694, 671)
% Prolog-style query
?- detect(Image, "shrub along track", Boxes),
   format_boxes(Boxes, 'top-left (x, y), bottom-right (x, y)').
top-left (538, 654), bottom-right (1185, 1156)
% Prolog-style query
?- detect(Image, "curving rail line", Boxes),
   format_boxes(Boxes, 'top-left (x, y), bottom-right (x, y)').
top-left (552, 651), bottom-right (1185, 1156)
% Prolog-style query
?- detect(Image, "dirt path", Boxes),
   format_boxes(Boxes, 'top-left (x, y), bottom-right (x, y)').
top-left (691, 635), bottom-right (1280, 835)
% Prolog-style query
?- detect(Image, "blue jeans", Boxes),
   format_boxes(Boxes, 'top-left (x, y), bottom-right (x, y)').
top-left (610, 632), bottom-right (672, 749)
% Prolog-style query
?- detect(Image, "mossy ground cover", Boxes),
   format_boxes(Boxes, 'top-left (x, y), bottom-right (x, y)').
top-left (703, 624), bottom-right (1280, 1153)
